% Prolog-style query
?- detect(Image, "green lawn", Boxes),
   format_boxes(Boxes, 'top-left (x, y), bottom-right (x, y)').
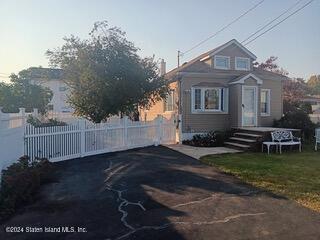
top-left (200, 146), bottom-right (320, 212)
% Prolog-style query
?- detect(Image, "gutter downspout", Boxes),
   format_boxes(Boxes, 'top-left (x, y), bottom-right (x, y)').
top-left (177, 73), bottom-right (183, 144)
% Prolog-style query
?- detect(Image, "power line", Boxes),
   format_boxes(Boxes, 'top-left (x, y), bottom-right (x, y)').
top-left (181, 0), bottom-right (265, 57)
top-left (244, 0), bottom-right (314, 46)
top-left (241, 0), bottom-right (304, 45)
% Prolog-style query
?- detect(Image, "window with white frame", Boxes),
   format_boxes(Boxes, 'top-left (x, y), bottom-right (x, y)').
top-left (192, 87), bottom-right (228, 113)
top-left (261, 89), bottom-right (270, 116)
top-left (204, 89), bottom-right (221, 110)
top-left (164, 90), bottom-right (175, 112)
top-left (235, 57), bottom-right (250, 70)
top-left (194, 88), bottom-right (202, 110)
top-left (214, 56), bottom-right (230, 70)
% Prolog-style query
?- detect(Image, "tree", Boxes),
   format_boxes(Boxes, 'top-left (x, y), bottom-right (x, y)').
top-left (0, 69), bottom-right (53, 113)
top-left (307, 75), bottom-right (320, 95)
top-left (254, 56), bottom-right (289, 76)
top-left (46, 21), bottom-right (169, 123)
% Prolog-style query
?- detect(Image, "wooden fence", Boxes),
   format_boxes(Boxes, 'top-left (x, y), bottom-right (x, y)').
top-left (24, 116), bottom-right (176, 162)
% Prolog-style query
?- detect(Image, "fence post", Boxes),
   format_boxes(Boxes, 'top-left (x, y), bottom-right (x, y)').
top-left (0, 107), bottom-right (3, 129)
top-left (33, 108), bottom-right (39, 117)
top-left (80, 119), bottom-right (86, 157)
top-left (123, 116), bottom-right (128, 147)
top-left (19, 108), bottom-right (26, 127)
top-left (155, 115), bottom-right (163, 146)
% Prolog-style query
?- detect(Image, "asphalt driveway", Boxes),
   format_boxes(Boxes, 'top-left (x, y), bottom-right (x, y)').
top-left (1, 146), bottom-right (319, 240)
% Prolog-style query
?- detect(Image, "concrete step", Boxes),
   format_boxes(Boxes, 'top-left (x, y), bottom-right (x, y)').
top-left (234, 132), bottom-right (262, 138)
top-left (229, 137), bottom-right (256, 143)
top-left (225, 141), bottom-right (251, 149)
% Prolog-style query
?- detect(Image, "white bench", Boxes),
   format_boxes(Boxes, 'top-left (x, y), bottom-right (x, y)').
top-left (315, 128), bottom-right (320, 151)
top-left (270, 130), bottom-right (301, 154)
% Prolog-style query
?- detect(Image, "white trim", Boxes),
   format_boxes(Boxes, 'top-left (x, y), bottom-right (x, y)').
top-left (241, 86), bottom-right (258, 127)
top-left (191, 87), bottom-right (202, 112)
top-left (214, 55), bottom-right (230, 70)
top-left (191, 87), bottom-right (228, 114)
top-left (235, 57), bottom-right (250, 71)
top-left (200, 39), bottom-right (257, 61)
top-left (261, 89), bottom-right (271, 116)
top-left (229, 73), bottom-right (263, 85)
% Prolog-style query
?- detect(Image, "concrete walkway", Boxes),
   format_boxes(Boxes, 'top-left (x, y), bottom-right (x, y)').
top-left (165, 144), bottom-right (241, 159)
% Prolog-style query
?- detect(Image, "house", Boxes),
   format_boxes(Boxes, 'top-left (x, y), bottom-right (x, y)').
top-left (301, 95), bottom-right (320, 123)
top-left (140, 39), bottom-right (289, 141)
top-left (28, 67), bottom-right (73, 113)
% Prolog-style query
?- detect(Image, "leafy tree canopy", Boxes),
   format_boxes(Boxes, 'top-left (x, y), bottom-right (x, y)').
top-left (46, 21), bottom-right (169, 123)
top-left (254, 56), bottom-right (289, 76)
top-left (307, 75), bottom-right (320, 95)
top-left (0, 69), bottom-right (53, 113)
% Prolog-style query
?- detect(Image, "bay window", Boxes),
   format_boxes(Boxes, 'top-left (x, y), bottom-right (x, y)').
top-left (204, 89), bottom-right (221, 110)
top-left (192, 87), bottom-right (228, 113)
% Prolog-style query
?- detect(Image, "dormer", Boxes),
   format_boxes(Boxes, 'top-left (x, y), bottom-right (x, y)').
top-left (201, 39), bottom-right (256, 71)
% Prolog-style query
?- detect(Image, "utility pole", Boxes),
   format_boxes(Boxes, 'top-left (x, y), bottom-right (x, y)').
top-left (177, 50), bottom-right (181, 68)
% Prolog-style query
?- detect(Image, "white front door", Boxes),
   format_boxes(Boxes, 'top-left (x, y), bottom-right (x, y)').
top-left (242, 86), bottom-right (257, 126)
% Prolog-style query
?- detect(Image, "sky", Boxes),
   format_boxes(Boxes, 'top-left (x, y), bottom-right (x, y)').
top-left (0, 0), bottom-right (319, 82)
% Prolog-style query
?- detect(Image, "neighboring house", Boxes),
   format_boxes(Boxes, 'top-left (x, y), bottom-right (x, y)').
top-left (140, 39), bottom-right (289, 140)
top-left (301, 95), bottom-right (320, 123)
top-left (29, 67), bottom-right (73, 113)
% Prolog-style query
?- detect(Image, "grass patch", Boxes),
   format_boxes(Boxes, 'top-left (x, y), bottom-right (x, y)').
top-left (200, 145), bottom-right (320, 212)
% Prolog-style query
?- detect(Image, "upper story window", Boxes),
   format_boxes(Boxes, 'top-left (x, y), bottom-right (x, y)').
top-left (235, 57), bottom-right (250, 71)
top-left (214, 55), bottom-right (230, 70)
top-left (164, 90), bottom-right (175, 112)
top-left (261, 89), bottom-right (270, 116)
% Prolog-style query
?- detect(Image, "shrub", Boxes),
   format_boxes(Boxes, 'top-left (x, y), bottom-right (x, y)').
top-left (0, 156), bottom-right (54, 221)
top-left (27, 115), bottom-right (67, 127)
top-left (183, 131), bottom-right (230, 147)
top-left (273, 109), bottom-right (316, 140)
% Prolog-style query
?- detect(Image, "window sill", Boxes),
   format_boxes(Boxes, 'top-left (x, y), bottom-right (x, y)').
top-left (235, 68), bottom-right (250, 71)
top-left (214, 66), bottom-right (230, 70)
top-left (191, 110), bottom-right (228, 115)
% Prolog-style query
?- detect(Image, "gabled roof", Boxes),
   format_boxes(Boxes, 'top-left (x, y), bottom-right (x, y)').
top-left (229, 73), bottom-right (263, 85)
top-left (200, 39), bottom-right (257, 61)
top-left (166, 39), bottom-right (256, 78)
top-left (28, 67), bottom-right (64, 80)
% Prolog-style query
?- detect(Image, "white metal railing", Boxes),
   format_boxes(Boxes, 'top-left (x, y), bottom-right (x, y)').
top-left (24, 116), bottom-right (176, 162)
top-left (315, 128), bottom-right (320, 151)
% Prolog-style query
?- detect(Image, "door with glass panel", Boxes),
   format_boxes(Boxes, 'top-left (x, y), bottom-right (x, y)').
top-left (242, 86), bottom-right (257, 126)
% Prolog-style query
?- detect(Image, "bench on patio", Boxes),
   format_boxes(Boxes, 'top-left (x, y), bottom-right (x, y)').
top-left (270, 130), bottom-right (301, 154)
top-left (315, 128), bottom-right (320, 151)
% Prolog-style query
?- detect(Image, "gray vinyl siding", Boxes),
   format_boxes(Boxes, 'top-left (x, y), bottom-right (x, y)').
top-left (229, 84), bottom-right (241, 127)
top-left (167, 42), bottom-right (285, 133)
top-left (214, 45), bottom-right (253, 71)
top-left (180, 74), bottom-right (283, 132)
top-left (259, 79), bottom-right (283, 126)
top-left (181, 76), bottom-right (230, 133)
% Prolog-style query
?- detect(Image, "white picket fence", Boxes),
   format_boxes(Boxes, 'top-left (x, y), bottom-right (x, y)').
top-left (24, 116), bottom-right (176, 162)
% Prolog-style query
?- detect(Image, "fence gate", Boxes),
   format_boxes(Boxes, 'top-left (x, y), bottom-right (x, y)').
top-left (24, 115), bottom-right (176, 162)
